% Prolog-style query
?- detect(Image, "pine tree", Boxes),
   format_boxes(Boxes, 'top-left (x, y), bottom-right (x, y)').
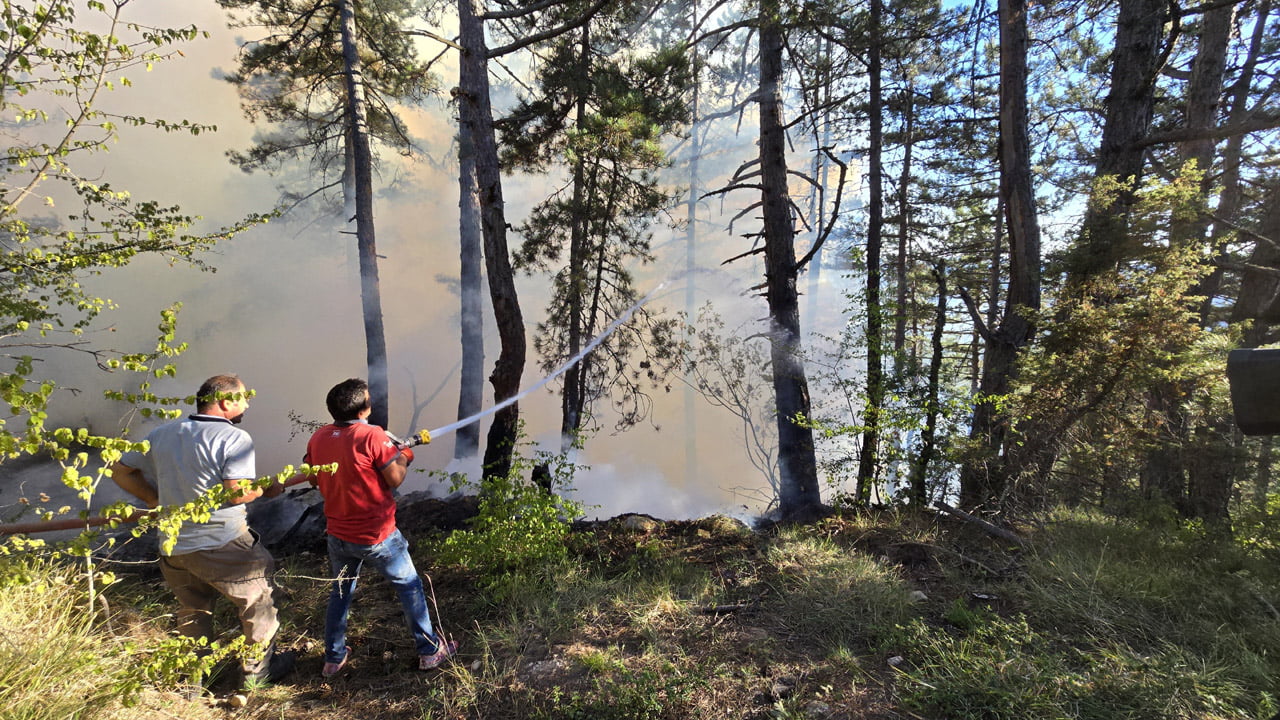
top-left (498, 4), bottom-right (691, 450)
top-left (219, 0), bottom-right (437, 428)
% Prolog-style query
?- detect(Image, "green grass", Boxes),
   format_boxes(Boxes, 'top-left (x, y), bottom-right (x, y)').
top-left (885, 509), bottom-right (1280, 720)
top-left (0, 560), bottom-right (135, 720)
top-left (764, 528), bottom-right (916, 653)
top-left (7, 506), bottom-right (1280, 720)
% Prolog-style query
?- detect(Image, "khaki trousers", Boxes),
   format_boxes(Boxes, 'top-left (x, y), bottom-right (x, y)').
top-left (159, 531), bottom-right (280, 672)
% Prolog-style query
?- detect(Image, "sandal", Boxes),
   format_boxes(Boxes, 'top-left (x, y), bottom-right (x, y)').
top-left (418, 639), bottom-right (458, 671)
top-left (321, 646), bottom-right (351, 678)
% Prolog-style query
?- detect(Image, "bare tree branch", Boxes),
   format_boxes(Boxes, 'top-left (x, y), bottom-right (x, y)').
top-left (487, 0), bottom-right (611, 58)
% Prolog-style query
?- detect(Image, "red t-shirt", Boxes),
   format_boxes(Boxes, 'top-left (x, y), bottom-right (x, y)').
top-left (305, 420), bottom-right (404, 545)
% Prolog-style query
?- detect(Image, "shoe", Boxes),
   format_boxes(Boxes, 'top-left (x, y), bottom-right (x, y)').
top-left (242, 649), bottom-right (296, 689)
top-left (419, 638), bottom-right (458, 671)
top-left (322, 646), bottom-right (351, 678)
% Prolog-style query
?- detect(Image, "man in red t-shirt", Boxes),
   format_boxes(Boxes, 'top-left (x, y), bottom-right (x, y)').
top-left (304, 378), bottom-right (457, 677)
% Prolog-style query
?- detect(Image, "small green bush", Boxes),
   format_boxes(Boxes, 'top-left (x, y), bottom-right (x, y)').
top-left (434, 450), bottom-right (584, 585)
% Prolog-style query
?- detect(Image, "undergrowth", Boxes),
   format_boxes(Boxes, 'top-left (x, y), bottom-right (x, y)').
top-left (887, 508), bottom-right (1280, 720)
top-left (4, 505), bottom-right (1279, 720)
top-left (0, 558), bottom-right (240, 720)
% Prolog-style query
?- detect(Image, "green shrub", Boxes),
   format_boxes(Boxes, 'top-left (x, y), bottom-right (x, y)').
top-left (434, 449), bottom-right (584, 584)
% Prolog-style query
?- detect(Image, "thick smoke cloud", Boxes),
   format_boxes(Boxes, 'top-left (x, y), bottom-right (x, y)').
top-left (14, 2), bottom-right (858, 523)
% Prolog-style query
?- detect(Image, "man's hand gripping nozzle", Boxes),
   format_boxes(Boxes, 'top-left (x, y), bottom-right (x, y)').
top-left (387, 429), bottom-right (432, 449)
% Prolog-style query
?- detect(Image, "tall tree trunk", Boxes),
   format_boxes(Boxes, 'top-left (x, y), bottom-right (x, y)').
top-left (959, 0), bottom-right (1042, 509)
top-left (684, 21), bottom-right (701, 487)
top-left (804, 37), bottom-right (833, 333)
top-left (857, 0), bottom-right (885, 503)
top-left (1199, 0), bottom-right (1271, 325)
top-left (459, 0), bottom-right (526, 480)
top-left (894, 81), bottom-right (914, 359)
top-left (455, 91), bottom-right (485, 460)
top-left (760, 0), bottom-right (821, 520)
top-left (339, 0), bottom-right (391, 429)
top-left (909, 263), bottom-right (947, 506)
top-left (1066, 0), bottom-right (1170, 282)
top-left (560, 25), bottom-right (591, 451)
top-left (1187, 421), bottom-right (1235, 526)
top-left (1143, 0), bottom-right (1234, 513)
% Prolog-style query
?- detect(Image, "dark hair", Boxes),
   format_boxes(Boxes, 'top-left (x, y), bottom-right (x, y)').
top-left (326, 378), bottom-right (370, 422)
top-left (196, 374), bottom-right (245, 412)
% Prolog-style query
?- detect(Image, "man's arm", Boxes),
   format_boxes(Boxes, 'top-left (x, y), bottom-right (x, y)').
top-left (223, 476), bottom-right (286, 504)
top-left (379, 452), bottom-right (412, 490)
top-left (110, 462), bottom-right (159, 508)
top-left (223, 477), bottom-right (265, 504)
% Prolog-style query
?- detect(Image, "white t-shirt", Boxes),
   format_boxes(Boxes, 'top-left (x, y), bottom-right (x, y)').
top-left (121, 414), bottom-right (256, 555)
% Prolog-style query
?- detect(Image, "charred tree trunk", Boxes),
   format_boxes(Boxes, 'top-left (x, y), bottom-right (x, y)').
top-left (339, 0), bottom-right (391, 429)
top-left (455, 92), bottom-right (485, 460)
top-left (460, 0), bottom-right (526, 479)
top-left (759, 0), bottom-right (821, 521)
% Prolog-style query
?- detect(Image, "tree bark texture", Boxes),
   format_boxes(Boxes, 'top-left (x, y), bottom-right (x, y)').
top-left (1143, 1), bottom-right (1234, 513)
top-left (959, 0), bottom-right (1042, 509)
top-left (460, 0), bottom-right (526, 479)
top-left (339, 0), bottom-right (391, 429)
top-left (759, 0), bottom-right (821, 520)
top-left (455, 91), bottom-right (485, 460)
top-left (857, 0), bottom-right (885, 503)
top-left (1068, 0), bottom-right (1170, 281)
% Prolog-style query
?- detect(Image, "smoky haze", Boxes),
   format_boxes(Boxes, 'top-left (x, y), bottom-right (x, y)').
top-left (15, 2), bottom-right (859, 524)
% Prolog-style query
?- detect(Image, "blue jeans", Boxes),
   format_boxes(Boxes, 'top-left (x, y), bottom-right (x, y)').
top-left (324, 528), bottom-right (440, 663)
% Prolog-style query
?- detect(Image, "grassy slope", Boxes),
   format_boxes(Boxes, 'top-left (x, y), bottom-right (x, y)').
top-left (16, 508), bottom-right (1280, 720)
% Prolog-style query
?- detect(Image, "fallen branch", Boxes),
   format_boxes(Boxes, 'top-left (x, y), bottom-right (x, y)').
top-left (1249, 586), bottom-right (1280, 621)
top-left (928, 544), bottom-right (1001, 576)
top-left (933, 501), bottom-right (1027, 547)
top-left (700, 603), bottom-right (753, 615)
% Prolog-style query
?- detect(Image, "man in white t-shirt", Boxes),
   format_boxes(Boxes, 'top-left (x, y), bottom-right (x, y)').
top-left (112, 374), bottom-right (294, 687)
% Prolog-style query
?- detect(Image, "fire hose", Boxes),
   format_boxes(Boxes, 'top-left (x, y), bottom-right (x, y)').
top-left (0, 430), bottom-right (433, 537)
top-left (0, 274), bottom-right (675, 538)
